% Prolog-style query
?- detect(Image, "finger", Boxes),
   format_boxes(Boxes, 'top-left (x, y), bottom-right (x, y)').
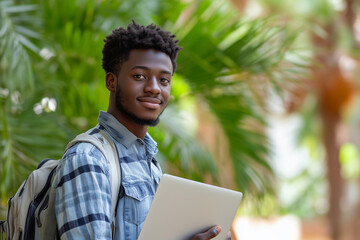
top-left (192, 226), bottom-right (222, 240)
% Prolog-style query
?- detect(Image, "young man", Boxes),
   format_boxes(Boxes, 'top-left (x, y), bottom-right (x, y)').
top-left (53, 21), bottom-right (223, 239)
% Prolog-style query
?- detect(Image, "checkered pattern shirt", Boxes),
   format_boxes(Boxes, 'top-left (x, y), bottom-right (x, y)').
top-left (53, 111), bottom-right (162, 239)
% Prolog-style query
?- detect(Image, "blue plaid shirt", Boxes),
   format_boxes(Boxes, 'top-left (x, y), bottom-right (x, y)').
top-left (53, 111), bottom-right (162, 239)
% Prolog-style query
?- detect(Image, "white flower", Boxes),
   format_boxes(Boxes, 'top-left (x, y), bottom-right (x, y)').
top-left (11, 91), bottom-right (20, 104)
top-left (33, 103), bottom-right (43, 115)
top-left (33, 97), bottom-right (57, 114)
top-left (39, 48), bottom-right (55, 60)
top-left (0, 88), bottom-right (9, 98)
top-left (48, 98), bottom-right (57, 112)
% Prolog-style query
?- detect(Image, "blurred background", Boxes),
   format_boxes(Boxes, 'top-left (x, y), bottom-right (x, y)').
top-left (1, 0), bottom-right (360, 239)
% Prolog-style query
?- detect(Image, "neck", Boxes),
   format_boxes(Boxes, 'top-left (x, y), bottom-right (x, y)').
top-left (107, 106), bottom-right (148, 139)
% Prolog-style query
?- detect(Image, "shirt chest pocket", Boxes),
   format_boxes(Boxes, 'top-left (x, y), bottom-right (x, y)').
top-left (122, 181), bottom-right (154, 226)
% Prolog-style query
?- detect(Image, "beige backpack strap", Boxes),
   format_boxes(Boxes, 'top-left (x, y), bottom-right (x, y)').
top-left (97, 130), bottom-right (121, 224)
top-left (65, 130), bottom-right (121, 230)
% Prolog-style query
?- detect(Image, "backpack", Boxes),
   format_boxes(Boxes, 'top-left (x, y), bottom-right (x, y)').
top-left (0, 129), bottom-right (121, 240)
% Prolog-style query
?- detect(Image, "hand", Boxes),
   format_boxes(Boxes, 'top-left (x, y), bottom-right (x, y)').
top-left (191, 226), bottom-right (222, 240)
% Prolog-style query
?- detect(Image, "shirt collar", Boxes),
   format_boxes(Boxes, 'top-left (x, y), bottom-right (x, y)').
top-left (97, 111), bottom-right (158, 152)
top-left (144, 132), bottom-right (158, 155)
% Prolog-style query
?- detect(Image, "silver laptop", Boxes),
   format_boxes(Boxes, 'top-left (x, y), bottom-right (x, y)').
top-left (138, 174), bottom-right (243, 240)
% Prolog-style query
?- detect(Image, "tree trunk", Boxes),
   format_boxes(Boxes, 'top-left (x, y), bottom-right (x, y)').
top-left (319, 109), bottom-right (344, 240)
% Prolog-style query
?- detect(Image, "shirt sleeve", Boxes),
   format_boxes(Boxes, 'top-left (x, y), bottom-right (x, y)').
top-left (54, 143), bottom-right (112, 240)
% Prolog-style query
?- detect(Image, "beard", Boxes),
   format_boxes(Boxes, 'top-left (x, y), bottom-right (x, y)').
top-left (115, 84), bottom-right (163, 127)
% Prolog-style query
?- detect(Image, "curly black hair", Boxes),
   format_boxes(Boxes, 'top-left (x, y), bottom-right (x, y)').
top-left (102, 20), bottom-right (182, 76)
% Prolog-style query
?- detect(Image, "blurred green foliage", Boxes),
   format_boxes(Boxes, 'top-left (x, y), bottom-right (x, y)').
top-left (0, 0), bottom-right (304, 218)
top-left (340, 143), bottom-right (360, 180)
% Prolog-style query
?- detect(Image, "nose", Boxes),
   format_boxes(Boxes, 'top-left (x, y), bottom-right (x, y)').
top-left (144, 76), bottom-right (161, 95)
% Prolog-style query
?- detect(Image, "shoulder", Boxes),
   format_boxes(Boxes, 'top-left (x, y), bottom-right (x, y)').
top-left (64, 141), bottom-right (105, 161)
top-left (56, 142), bottom-right (109, 180)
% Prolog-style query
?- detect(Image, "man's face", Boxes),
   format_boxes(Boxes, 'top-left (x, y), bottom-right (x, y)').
top-left (115, 49), bottom-right (173, 126)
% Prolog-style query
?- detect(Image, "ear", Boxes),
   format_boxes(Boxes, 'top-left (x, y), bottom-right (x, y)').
top-left (106, 72), bottom-right (117, 92)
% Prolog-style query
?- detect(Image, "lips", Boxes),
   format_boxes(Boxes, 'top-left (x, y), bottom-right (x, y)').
top-left (137, 97), bottom-right (162, 109)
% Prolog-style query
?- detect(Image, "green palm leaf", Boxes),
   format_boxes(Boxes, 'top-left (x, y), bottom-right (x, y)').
top-left (0, 0), bottom-right (40, 92)
top-left (161, 0), bottom-right (304, 195)
top-left (0, 102), bottom-right (68, 201)
top-left (0, 0), bottom-right (305, 209)
top-left (149, 105), bottom-right (218, 182)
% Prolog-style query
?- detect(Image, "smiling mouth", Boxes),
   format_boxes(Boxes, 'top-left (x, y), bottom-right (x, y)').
top-left (137, 97), bottom-right (162, 109)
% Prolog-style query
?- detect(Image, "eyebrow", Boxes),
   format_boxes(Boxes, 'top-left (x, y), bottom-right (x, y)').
top-left (131, 66), bottom-right (172, 75)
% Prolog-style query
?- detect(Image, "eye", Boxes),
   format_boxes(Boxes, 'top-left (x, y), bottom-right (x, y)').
top-left (133, 74), bottom-right (146, 80)
top-left (160, 78), bottom-right (170, 85)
